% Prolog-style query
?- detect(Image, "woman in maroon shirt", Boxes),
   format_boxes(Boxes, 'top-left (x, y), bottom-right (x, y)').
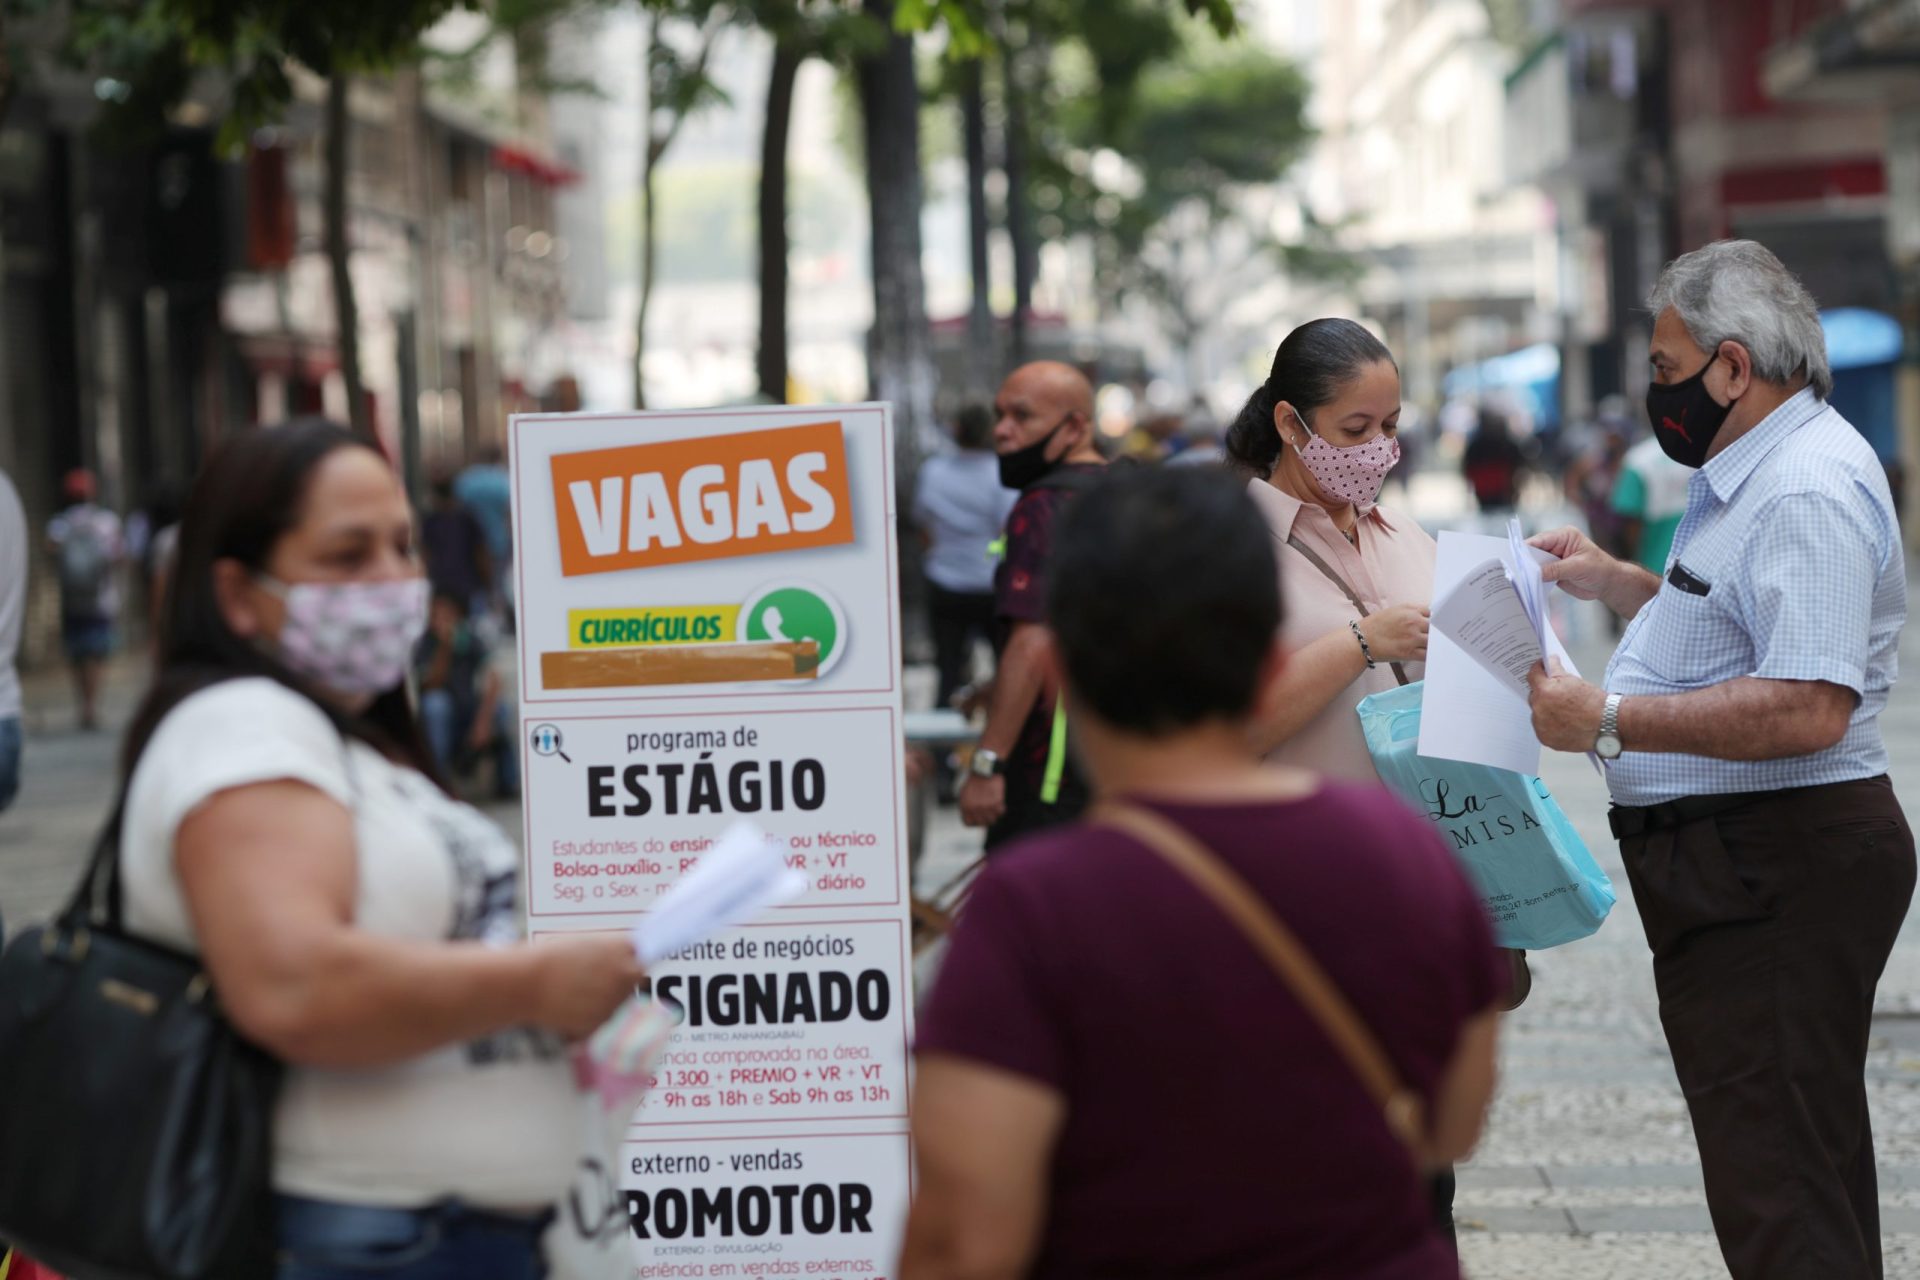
top-left (903, 467), bottom-right (1504, 1280)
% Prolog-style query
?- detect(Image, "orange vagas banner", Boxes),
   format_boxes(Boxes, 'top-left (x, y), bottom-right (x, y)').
top-left (549, 420), bottom-right (855, 577)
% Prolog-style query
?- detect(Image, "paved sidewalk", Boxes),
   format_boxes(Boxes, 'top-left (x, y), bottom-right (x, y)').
top-left (1, 654), bottom-right (155, 929)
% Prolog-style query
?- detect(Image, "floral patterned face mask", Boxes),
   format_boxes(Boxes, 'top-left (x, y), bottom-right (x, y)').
top-left (257, 575), bottom-right (430, 697)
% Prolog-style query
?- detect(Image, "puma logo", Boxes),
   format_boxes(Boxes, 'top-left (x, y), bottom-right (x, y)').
top-left (1661, 415), bottom-right (1693, 444)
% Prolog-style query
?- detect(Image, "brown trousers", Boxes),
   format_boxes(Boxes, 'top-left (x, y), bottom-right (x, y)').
top-left (1618, 775), bottom-right (1915, 1280)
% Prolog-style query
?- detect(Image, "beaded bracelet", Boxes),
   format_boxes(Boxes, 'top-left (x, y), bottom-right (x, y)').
top-left (1349, 618), bottom-right (1377, 670)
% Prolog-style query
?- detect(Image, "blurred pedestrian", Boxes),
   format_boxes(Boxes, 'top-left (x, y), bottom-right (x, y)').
top-left (45, 468), bottom-right (124, 730)
top-left (1119, 410), bottom-right (1183, 462)
top-left (454, 445), bottom-right (514, 625)
top-left (1611, 430), bottom-right (1692, 576)
top-left (415, 589), bottom-right (519, 800)
top-left (1562, 399), bottom-right (1633, 561)
top-left (0, 467), bottom-right (25, 812)
top-left (118, 418), bottom-right (645, 1279)
top-left (1461, 406), bottom-right (1525, 514)
top-left (1227, 317), bottom-right (1517, 1243)
top-left (957, 362), bottom-right (1105, 849)
top-left (913, 404), bottom-right (1016, 713)
top-left (1527, 240), bottom-right (1912, 1280)
top-left (421, 473), bottom-right (494, 622)
top-left (904, 467), bottom-right (1503, 1280)
top-left (1165, 399), bottom-right (1227, 468)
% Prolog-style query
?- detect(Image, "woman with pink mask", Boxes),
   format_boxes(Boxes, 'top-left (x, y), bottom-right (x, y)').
top-left (1226, 319), bottom-right (1515, 1248)
top-left (115, 419), bottom-right (645, 1278)
top-left (1228, 319), bottom-right (1435, 777)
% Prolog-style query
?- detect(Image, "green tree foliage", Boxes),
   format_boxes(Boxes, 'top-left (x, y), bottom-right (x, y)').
top-left (1053, 40), bottom-right (1339, 381)
top-left (4, 0), bottom-right (470, 148)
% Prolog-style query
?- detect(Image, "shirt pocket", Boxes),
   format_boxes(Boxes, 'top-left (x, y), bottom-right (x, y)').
top-left (1634, 582), bottom-right (1744, 689)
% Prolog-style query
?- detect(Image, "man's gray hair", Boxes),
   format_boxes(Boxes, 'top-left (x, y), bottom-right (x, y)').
top-left (1647, 239), bottom-right (1832, 399)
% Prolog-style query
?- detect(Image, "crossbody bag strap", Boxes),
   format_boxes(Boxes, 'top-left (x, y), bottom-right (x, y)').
top-left (1285, 532), bottom-right (1410, 688)
top-left (1095, 803), bottom-right (1427, 1156)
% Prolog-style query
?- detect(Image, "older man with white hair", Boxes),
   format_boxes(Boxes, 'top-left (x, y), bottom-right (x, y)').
top-left (1525, 240), bottom-right (1911, 1278)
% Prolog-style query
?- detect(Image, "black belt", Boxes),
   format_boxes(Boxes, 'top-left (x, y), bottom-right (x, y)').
top-left (1608, 790), bottom-right (1769, 839)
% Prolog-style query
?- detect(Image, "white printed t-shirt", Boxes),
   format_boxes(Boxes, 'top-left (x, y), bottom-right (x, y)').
top-left (120, 677), bottom-right (579, 1210)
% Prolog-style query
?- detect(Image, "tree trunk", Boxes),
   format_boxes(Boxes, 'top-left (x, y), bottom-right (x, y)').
top-left (961, 59), bottom-right (994, 397)
top-left (1001, 38), bottom-right (1037, 365)
top-left (634, 132), bottom-right (656, 410)
top-left (324, 75), bottom-right (370, 439)
top-left (756, 41), bottom-right (802, 404)
top-left (857, 0), bottom-right (935, 493)
top-left (0, 7), bottom-right (17, 133)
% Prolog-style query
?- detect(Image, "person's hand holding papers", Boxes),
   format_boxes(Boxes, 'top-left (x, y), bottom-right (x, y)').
top-left (1424, 520), bottom-right (1602, 772)
top-left (1525, 655), bottom-right (1606, 752)
top-left (1527, 525), bottom-right (1661, 621)
top-left (1361, 604), bottom-right (1432, 664)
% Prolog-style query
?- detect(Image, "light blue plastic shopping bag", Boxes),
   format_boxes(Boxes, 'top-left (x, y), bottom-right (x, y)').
top-left (1357, 681), bottom-right (1615, 950)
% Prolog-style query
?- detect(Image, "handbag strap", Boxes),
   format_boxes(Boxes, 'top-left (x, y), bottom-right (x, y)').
top-left (1095, 802), bottom-right (1427, 1155)
top-left (60, 791), bottom-right (130, 930)
top-left (1285, 533), bottom-right (1410, 687)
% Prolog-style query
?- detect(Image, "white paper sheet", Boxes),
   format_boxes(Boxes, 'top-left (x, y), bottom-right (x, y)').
top-left (1432, 557), bottom-right (1542, 697)
top-left (630, 821), bottom-right (808, 965)
top-left (1419, 530), bottom-right (1582, 775)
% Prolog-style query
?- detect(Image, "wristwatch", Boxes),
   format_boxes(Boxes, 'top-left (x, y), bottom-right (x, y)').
top-left (969, 748), bottom-right (1005, 779)
top-left (1594, 693), bottom-right (1624, 761)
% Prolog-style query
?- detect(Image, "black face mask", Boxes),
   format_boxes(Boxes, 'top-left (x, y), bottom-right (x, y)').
top-left (1644, 352), bottom-right (1735, 469)
top-left (998, 414), bottom-right (1075, 490)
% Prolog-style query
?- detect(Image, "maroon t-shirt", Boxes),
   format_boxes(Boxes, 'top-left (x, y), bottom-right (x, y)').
top-left (915, 783), bottom-right (1505, 1279)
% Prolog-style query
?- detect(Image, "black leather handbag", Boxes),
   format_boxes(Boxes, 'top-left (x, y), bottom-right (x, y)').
top-left (0, 802), bottom-right (282, 1280)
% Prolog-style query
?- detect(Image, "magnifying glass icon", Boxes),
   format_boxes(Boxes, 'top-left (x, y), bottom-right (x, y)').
top-left (530, 724), bottom-right (571, 763)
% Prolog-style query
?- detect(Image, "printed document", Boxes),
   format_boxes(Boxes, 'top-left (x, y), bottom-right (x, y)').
top-left (1420, 524), bottom-right (1583, 775)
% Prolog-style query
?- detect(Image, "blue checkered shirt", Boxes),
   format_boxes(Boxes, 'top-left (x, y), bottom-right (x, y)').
top-left (1602, 389), bottom-right (1906, 806)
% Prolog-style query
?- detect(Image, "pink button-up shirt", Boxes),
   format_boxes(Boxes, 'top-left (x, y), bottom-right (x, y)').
top-left (1247, 479), bottom-right (1437, 783)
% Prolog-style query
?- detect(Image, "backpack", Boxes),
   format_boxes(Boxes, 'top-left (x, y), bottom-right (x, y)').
top-left (56, 515), bottom-right (111, 618)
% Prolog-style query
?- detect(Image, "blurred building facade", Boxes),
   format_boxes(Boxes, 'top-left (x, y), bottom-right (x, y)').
top-left (1291, 0), bottom-right (1561, 415)
top-left (1509, 0), bottom-right (1918, 525)
top-left (0, 20), bottom-right (594, 667)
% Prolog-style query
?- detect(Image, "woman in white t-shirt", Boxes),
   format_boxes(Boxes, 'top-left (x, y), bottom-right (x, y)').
top-left (119, 419), bottom-right (646, 1279)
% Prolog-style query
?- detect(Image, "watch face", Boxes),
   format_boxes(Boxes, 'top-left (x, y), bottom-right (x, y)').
top-left (1595, 733), bottom-right (1623, 760)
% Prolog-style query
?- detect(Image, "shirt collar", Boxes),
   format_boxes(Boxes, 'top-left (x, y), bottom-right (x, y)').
top-left (1243, 477), bottom-right (1397, 538)
top-left (1702, 387), bottom-right (1825, 504)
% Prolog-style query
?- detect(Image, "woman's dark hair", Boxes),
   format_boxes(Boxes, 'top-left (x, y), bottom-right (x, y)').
top-left (952, 403), bottom-right (994, 451)
top-left (123, 418), bottom-right (443, 786)
top-left (1225, 318), bottom-right (1396, 480)
top-left (1047, 466), bottom-right (1281, 733)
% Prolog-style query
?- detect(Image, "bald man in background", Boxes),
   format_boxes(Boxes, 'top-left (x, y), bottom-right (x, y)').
top-left (958, 361), bottom-right (1107, 849)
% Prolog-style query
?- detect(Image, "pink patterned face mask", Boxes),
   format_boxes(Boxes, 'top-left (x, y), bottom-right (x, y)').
top-left (258, 575), bottom-right (430, 696)
top-left (1290, 410), bottom-right (1400, 510)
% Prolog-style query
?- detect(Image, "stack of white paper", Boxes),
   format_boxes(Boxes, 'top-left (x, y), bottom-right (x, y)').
top-left (1421, 527), bottom-right (1586, 775)
top-left (1505, 517), bottom-right (1552, 648)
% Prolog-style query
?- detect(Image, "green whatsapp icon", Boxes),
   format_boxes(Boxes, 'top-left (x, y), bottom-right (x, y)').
top-left (739, 583), bottom-right (847, 677)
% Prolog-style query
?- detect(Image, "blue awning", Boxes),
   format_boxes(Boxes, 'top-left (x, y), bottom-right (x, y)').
top-left (1821, 308), bottom-right (1903, 371)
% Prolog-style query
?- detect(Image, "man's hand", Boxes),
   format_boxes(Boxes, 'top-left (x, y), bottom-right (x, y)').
top-left (958, 772), bottom-right (1006, 829)
top-left (1528, 525), bottom-right (1660, 621)
top-left (1526, 658), bottom-right (1606, 753)
top-left (1526, 526), bottom-right (1614, 602)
